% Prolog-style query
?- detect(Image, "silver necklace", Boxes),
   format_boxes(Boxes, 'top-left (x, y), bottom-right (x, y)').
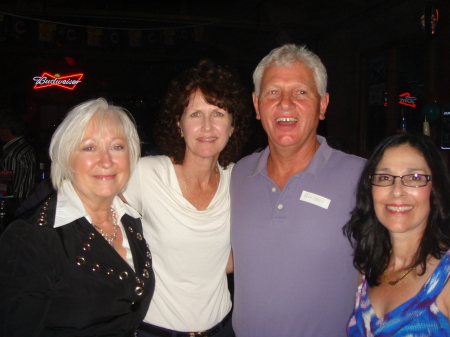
top-left (92, 207), bottom-right (118, 247)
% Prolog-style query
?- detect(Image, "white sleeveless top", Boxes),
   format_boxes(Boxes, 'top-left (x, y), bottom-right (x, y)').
top-left (124, 155), bottom-right (232, 331)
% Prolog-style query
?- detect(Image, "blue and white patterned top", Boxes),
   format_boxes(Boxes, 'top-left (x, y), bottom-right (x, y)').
top-left (347, 249), bottom-right (450, 337)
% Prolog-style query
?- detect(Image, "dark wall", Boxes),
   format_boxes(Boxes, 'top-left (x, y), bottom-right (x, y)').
top-left (318, 0), bottom-right (427, 156)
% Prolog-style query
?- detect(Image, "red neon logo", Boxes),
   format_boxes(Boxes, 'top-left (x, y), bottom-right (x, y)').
top-left (33, 72), bottom-right (83, 90)
top-left (398, 92), bottom-right (417, 107)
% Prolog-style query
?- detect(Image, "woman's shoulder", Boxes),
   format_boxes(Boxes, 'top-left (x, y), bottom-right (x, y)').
top-left (217, 162), bottom-right (234, 184)
top-left (128, 155), bottom-right (174, 190)
top-left (137, 155), bottom-right (171, 170)
top-left (221, 162), bottom-right (234, 173)
top-left (431, 251), bottom-right (450, 319)
top-left (18, 194), bottom-right (57, 226)
top-left (1, 195), bottom-right (58, 243)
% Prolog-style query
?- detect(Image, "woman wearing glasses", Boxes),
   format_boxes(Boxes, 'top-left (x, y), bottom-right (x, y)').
top-left (344, 133), bottom-right (450, 336)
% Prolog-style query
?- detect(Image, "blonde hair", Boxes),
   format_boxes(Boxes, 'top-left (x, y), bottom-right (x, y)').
top-left (49, 98), bottom-right (140, 191)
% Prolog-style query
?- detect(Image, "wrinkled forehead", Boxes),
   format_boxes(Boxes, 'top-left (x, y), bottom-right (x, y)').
top-left (261, 61), bottom-right (315, 86)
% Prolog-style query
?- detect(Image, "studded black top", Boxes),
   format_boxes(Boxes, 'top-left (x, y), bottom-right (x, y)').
top-left (0, 193), bottom-right (155, 337)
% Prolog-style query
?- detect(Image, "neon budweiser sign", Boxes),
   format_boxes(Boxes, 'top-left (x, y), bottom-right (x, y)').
top-left (383, 92), bottom-right (418, 107)
top-left (398, 92), bottom-right (417, 107)
top-left (33, 72), bottom-right (83, 90)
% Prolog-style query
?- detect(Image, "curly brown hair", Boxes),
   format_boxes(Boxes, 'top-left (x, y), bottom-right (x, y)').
top-left (154, 59), bottom-right (252, 168)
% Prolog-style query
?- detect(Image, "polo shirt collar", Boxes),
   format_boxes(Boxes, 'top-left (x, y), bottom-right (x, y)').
top-left (250, 146), bottom-right (271, 177)
top-left (304, 135), bottom-right (332, 177)
top-left (54, 180), bottom-right (141, 228)
top-left (250, 135), bottom-right (332, 178)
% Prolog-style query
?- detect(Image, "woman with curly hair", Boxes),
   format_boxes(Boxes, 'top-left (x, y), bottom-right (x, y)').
top-left (123, 59), bottom-right (252, 337)
top-left (344, 133), bottom-right (450, 336)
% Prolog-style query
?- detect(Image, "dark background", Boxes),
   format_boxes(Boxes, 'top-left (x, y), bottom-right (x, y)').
top-left (0, 0), bottom-right (449, 163)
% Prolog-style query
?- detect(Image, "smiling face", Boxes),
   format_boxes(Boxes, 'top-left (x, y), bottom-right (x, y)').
top-left (372, 144), bottom-right (432, 238)
top-left (70, 116), bottom-right (130, 206)
top-left (178, 89), bottom-right (233, 162)
top-left (253, 61), bottom-right (329, 153)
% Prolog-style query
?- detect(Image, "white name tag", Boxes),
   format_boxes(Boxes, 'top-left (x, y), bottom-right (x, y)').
top-left (300, 191), bottom-right (331, 209)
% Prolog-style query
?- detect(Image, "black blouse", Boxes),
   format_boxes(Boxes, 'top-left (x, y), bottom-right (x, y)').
top-left (0, 194), bottom-right (155, 337)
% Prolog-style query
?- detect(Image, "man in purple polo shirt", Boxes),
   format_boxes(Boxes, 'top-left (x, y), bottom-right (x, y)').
top-left (230, 44), bottom-right (366, 336)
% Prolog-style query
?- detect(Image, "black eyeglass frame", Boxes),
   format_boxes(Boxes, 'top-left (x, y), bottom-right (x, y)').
top-left (369, 174), bottom-right (433, 187)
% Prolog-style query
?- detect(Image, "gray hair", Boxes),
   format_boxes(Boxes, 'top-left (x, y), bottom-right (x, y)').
top-left (49, 98), bottom-right (140, 192)
top-left (253, 44), bottom-right (328, 97)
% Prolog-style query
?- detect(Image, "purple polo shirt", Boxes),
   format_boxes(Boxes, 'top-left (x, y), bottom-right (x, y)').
top-left (231, 136), bottom-right (366, 337)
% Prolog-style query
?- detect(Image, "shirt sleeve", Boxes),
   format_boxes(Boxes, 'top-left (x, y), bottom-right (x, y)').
top-left (16, 153), bottom-right (36, 199)
top-left (0, 220), bottom-right (55, 337)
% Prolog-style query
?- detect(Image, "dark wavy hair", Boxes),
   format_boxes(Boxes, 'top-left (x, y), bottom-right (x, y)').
top-left (343, 133), bottom-right (450, 287)
top-left (154, 59), bottom-right (252, 168)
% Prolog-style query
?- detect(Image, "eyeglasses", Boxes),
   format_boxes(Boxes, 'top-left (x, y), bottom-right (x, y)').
top-left (369, 174), bottom-right (432, 187)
